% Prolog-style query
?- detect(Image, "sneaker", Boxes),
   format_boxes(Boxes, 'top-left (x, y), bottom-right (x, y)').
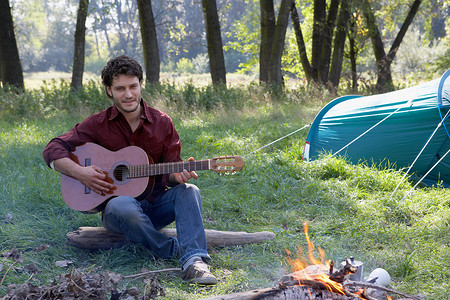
top-left (181, 258), bottom-right (217, 285)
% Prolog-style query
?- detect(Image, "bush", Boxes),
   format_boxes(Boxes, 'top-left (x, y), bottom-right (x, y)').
top-left (192, 53), bottom-right (209, 74)
top-left (176, 58), bottom-right (195, 74)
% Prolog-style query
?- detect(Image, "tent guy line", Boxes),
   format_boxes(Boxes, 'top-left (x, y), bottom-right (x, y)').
top-left (391, 108), bottom-right (450, 199)
top-left (401, 147), bottom-right (450, 202)
top-left (330, 98), bottom-right (414, 159)
top-left (243, 124), bottom-right (311, 158)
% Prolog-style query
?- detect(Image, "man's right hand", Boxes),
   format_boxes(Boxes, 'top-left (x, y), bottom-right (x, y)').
top-left (53, 158), bottom-right (115, 195)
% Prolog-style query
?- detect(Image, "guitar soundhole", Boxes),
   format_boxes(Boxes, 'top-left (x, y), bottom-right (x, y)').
top-left (114, 165), bottom-right (129, 182)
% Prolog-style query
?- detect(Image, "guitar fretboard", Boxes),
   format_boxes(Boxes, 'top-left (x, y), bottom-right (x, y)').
top-left (128, 160), bottom-right (211, 178)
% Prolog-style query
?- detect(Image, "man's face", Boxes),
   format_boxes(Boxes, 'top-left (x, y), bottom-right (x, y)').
top-left (106, 74), bottom-right (142, 114)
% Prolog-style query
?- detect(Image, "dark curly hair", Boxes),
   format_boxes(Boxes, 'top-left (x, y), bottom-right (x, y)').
top-left (101, 55), bottom-right (144, 97)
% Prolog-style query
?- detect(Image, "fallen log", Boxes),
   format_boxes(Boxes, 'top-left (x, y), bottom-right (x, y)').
top-left (66, 227), bottom-right (276, 250)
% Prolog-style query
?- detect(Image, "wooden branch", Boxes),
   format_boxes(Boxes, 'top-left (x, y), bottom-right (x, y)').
top-left (66, 227), bottom-right (275, 250)
top-left (123, 268), bottom-right (181, 279)
top-left (343, 281), bottom-right (425, 300)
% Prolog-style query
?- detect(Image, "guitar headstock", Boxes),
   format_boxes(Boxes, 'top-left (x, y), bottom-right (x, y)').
top-left (210, 156), bottom-right (245, 174)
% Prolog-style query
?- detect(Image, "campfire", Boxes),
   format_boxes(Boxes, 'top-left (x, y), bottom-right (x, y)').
top-left (280, 222), bottom-right (389, 299)
top-left (205, 222), bottom-right (424, 300)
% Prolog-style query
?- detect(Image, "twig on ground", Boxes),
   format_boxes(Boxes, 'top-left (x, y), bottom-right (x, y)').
top-left (344, 281), bottom-right (425, 300)
top-left (0, 261), bottom-right (17, 289)
top-left (124, 268), bottom-right (182, 279)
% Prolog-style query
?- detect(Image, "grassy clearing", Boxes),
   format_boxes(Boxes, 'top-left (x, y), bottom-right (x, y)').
top-left (0, 77), bottom-right (449, 299)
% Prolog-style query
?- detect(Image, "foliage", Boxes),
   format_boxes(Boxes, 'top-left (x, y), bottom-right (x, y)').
top-left (192, 53), bottom-right (209, 74)
top-left (0, 78), bottom-right (449, 299)
top-left (0, 78), bottom-right (108, 121)
top-left (392, 25), bottom-right (449, 76)
top-left (176, 58), bottom-right (195, 75)
top-left (223, 0), bottom-right (260, 74)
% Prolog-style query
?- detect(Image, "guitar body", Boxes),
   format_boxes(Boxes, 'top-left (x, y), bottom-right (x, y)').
top-left (61, 143), bottom-right (153, 213)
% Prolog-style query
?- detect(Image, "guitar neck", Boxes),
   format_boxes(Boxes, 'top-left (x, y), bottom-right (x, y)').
top-left (128, 160), bottom-right (211, 178)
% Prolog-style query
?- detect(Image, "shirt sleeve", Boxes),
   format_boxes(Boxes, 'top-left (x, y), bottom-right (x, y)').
top-left (42, 118), bottom-right (97, 168)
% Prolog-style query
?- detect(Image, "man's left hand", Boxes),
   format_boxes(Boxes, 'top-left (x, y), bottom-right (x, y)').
top-left (172, 157), bottom-right (198, 184)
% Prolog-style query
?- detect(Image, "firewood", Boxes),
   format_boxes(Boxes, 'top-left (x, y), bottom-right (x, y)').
top-left (202, 285), bottom-right (362, 300)
top-left (329, 259), bottom-right (357, 283)
top-left (66, 226), bottom-right (275, 250)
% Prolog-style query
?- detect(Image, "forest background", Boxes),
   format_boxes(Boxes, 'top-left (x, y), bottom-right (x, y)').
top-left (1, 0), bottom-right (449, 91)
top-left (0, 0), bottom-right (449, 299)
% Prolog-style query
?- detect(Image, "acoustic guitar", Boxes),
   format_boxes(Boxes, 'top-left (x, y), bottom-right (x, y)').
top-left (60, 143), bottom-right (245, 213)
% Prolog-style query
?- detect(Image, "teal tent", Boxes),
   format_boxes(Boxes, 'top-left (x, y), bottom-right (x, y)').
top-left (303, 69), bottom-right (450, 186)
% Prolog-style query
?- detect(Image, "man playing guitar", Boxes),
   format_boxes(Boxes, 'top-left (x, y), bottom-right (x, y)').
top-left (43, 55), bottom-right (217, 285)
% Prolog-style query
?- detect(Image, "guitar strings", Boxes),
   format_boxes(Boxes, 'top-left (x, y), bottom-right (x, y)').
top-left (115, 160), bottom-right (210, 179)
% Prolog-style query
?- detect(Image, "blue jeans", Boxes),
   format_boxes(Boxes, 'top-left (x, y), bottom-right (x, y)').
top-left (102, 183), bottom-right (210, 267)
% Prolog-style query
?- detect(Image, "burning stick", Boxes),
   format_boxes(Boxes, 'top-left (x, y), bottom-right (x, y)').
top-left (329, 259), bottom-right (357, 283)
top-left (278, 274), bottom-right (347, 295)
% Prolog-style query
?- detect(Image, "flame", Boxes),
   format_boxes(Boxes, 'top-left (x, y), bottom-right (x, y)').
top-left (286, 222), bottom-right (345, 295)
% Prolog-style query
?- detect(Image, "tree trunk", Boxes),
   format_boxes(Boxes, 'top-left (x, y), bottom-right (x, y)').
top-left (267, 0), bottom-right (293, 85)
top-left (348, 31), bottom-right (358, 92)
top-left (137, 0), bottom-right (160, 84)
top-left (259, 0), bottom-right (276, 83)
top-left (0, 0), bottom-right (24, 90)
top-left (290, 2), bottom-right (313, 82)
top-left (361, 0), bottom-right (390, 92)
top-left (318, 0), bottom-right (340, 84)
top-left (329, 0), bottom-right (350, 88)
top-left (71, 0), bottom-right (89, 91)
top-left (0, 48), bottom-right (2, 84)
top-left (386, 0), bottom-right (422, 66)
top-left (202, 0), bottom-right (226, 86)
top-left (362, 0), bottom-right (422, 92)
top-left (311, 0), bottom-right (326, 82)
top-left (115, 0), bottom-right (125, 52)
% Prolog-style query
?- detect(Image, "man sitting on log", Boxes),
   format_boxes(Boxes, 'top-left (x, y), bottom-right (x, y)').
top-left (42, 55), bottom-right (217, 285)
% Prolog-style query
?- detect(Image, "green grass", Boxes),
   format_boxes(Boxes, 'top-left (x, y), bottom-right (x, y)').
top-left (0, 78), bottom-right (449, 299)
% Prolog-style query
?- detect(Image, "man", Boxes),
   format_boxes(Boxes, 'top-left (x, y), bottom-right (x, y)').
top-left (43, 55), bottom-right (217, 285)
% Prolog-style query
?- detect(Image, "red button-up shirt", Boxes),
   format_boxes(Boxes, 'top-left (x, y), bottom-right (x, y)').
top-left (43, 100), bottom-right (182, 202)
